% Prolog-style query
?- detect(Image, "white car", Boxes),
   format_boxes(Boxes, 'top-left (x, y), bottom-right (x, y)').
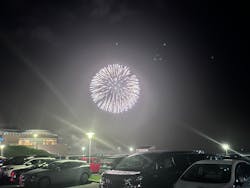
top-left (2, 157), bottom-right (55, 178)
top-left (175, 159), bottom-right (250, 188)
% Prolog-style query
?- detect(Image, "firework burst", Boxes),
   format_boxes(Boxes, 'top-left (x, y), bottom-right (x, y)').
top-left (90, 64), bottom-right (140, 113)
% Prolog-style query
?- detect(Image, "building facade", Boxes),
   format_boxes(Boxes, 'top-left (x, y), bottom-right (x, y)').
top-left (0, 129), bottom-right (57, 146)
top-left (0, 129), bottom-right (69, 155)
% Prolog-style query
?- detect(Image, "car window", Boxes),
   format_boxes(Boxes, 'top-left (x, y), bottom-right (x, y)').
top-left (24, 159), bottom-right (38, 165)
top-left (46, 162), bottom-right (61, 169)
top-left (181, 164), bottom-right (232, 183)
top-left (157, 156), bottom-right (176, 170)
top-left (30, 159), bottom-right (40, 165)
top-left (115, 154), bottom-right (156, 171)
top-left (60, 162), bottom-right (82, 169)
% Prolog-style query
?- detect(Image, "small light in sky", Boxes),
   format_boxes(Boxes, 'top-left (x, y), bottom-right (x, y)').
top-left (163, 42), bottom-right (167, 46)
top-left (115, 42), bottom-right (119, 46)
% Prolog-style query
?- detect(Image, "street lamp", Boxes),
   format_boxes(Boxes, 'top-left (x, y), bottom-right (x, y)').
top-left (86, 132), bottom-right (95, 164)
top-left (129, 147), bottom-right (134, 153)
top-left (221, 143), bottom-right (230, 156)
top-left (33, 134), bottom-right (38, 149)
top-left (0, 145), bottom-right (5, 156)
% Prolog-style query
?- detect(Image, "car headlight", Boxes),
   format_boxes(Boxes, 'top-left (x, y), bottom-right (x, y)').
top-left (135, 176), bottom-right (143, 188)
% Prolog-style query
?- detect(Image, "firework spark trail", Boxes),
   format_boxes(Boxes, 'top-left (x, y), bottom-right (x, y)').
top-left (90, 64), bottom-right (140, 113)
top-left (0, 34), bottom-right (79, 120)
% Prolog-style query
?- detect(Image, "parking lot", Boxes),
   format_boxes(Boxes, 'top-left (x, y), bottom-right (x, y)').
top-left (0, 182), bottom-right (99, 188)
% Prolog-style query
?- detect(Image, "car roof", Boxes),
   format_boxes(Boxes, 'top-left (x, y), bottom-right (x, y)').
top-left (28, 157), bottom-right (55, 160)
top-left (53, 160), bottom-right (87, 163)
top-left (130, 150), bottom-right (205, 156)
top-left (104, 154), bottom-right (128, 159)
top-left (194, 159), bottom-right (247, 165)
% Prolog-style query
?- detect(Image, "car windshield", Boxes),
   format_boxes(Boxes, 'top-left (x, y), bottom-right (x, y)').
top-left (101, 158), bottom-right (116, 164)
top-left (181, 164), bottom-right (232, 183)
top-left (115, 154), bottom-right (156, 171)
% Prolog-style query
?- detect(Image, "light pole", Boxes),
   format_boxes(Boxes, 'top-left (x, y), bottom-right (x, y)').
top-left (33, 134), bottom-right (38, 149)
top-left (82, 146), bottom-right (86, 155)
top-left (0, 145), bottom-right (5, 156)
top-left (86, 132), bottom-right (95, 164)
top-left (221, 143), bottom-right (230, 156)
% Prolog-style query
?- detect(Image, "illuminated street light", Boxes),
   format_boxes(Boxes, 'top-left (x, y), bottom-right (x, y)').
top-left (221, 143), bottom-right (230, 155)
top-left (86, 132), bottom-right (95, 164)
top-left (0, 145), bottom-right (5, 156)
top-left (33, 134), bottom-right (38, 149)
top-left (129, 147), bottom-right (134, 153)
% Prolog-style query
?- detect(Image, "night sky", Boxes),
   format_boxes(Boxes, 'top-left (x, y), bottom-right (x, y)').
top-left (0, 1), bottom-right (249, 153)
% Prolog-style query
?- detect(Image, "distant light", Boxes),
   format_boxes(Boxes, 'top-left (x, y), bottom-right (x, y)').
top-left (86, 132), bottom-right (95, 139)
top-left (0, 145), bottom-right (5, 149)
top-left (222, 143), bottom-right (230, 151)
top-left (163, 42), bottom-right (167, 46)
top-left (210, 55), bottom-right (215, 60)
top-left (115, 42), bottom-right (119, 46)
top-left (129, 147), bottom-right (134, 152)
top-left (82, 147), bottom-right (86, 151)
top-left (33, 134), bottom-right (38, 138)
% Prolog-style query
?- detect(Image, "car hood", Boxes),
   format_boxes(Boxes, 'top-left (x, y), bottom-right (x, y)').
top-left (23, 168), bottom-right (49, 175)
top-left (103, 170), bottom-right (141, 176)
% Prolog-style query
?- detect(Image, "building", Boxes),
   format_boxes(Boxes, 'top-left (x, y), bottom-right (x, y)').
top-left (18, 129), bottom-right (57, 146)
top-left (0, 129), bottom-right (57, 146)
top-left (0, 129), bottom-right (69, 155)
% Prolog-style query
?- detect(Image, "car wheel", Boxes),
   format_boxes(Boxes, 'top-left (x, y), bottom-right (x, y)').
top-left (39, 177), bottom-right (50, 188)
top-left (79, 173), bottom-right (89, 184)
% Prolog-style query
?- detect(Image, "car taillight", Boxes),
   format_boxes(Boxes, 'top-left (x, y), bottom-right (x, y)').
top-left (10, 171), bottom-right (16, 182)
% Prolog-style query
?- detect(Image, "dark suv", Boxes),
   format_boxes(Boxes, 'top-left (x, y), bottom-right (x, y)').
top-left (99, 151), bottom-right (212, 188)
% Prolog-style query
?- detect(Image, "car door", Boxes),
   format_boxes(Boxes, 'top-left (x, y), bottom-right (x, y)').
top-left (154, 154), bottom-right (178, 188)
top-left (50, 162), bottom-right (74, 184)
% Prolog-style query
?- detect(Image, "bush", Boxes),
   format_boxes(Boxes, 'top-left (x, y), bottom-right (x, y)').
top-left (3, 145), bottom-right (54, 158)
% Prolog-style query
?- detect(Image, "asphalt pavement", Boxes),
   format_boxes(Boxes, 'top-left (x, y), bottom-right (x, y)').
top-left (67, 182), bottom-right (98, 188)
top-left (0, 182), bottom-right (98, 188)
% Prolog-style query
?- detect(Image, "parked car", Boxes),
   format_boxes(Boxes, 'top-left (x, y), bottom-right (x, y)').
top-left (0, 156), bottom-right (32, 184)
top-left (99, 155), bottom-right (128, 174)
top-left (0, 156), bottom-right (7, 167)
top-left (9, 158), bottom-right (56, 184)
top-left (174, 159), bottom-right (250, 188)
top-left (19, 160), bottom-right (91, 188)
top-left (100, 150), bottom-right (212, 188)
top-left (1, 157), bottom-right (55, 183)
